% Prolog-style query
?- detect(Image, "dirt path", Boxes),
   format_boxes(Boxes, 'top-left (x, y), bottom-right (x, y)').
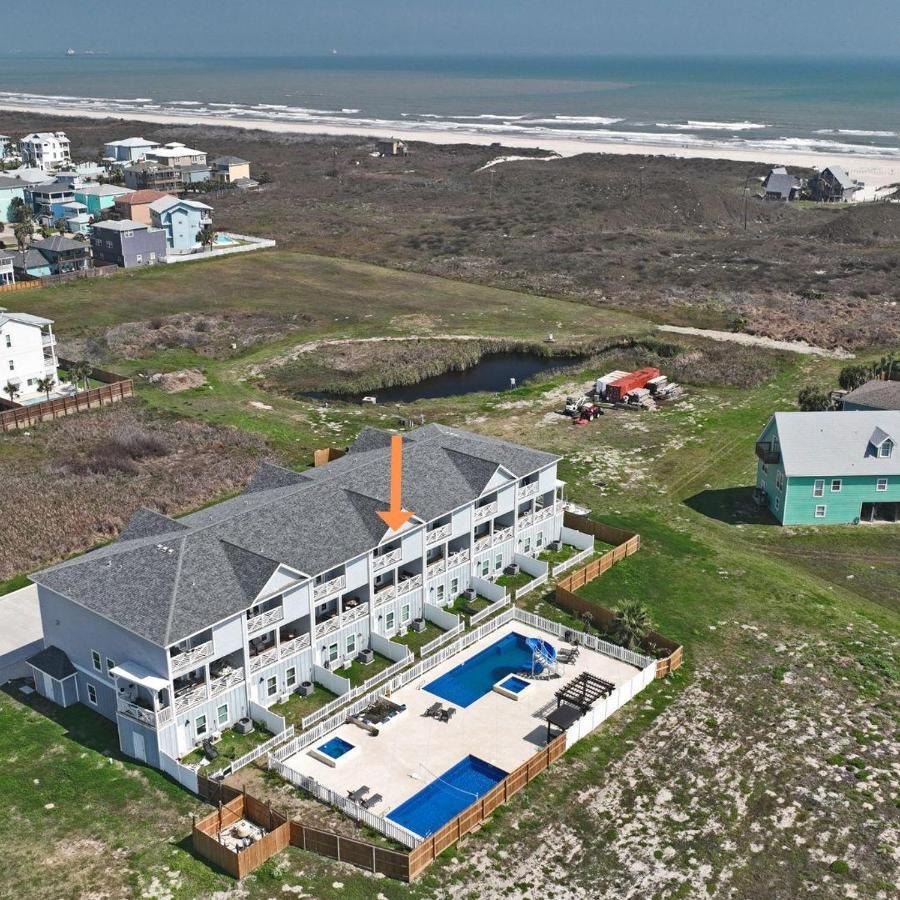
top-left (657, 325), bottom-right (855, 359)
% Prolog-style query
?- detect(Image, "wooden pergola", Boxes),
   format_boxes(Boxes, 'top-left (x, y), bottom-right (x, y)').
top-left (554, 672), bottom-right (615, 713)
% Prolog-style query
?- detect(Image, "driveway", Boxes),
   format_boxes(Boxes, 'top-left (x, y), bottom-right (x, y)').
top-left (0, 584), bottom-right (43, 683)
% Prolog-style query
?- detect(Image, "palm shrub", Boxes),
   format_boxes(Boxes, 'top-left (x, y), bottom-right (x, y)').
top-left (36, 376), bottom-right (55, 402)
top-left (611, 599), bottom-right (653, 652)
top-left (3, 381), bottom-right (20, 404)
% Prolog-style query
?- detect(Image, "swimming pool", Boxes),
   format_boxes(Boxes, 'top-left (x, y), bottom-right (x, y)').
top-left (387, 755), bottom-right (507, 837)
top-left (425, 632), bottom-right (543, 707)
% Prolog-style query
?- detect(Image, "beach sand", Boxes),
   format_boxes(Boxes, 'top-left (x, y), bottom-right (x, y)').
top-left (2, 101), bottom-right (898, 195)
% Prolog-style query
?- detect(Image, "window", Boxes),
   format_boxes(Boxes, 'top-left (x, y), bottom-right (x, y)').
top-left (435, 584), bottom-right (445, 604)
top-left (91, 650), bottom-right (102, 672)
top-left (327, 643), bottom-right (339, 663)
top-left (286, 666), bottom-right (297, 688)
top-left (346, 633), bottom-right (357, 656)
top-left (105, 240), bottom-right (113, 249)
top-left (196, 714), bottom-right (208, 736)
top-left (8, 360), bottom-right (13, 372)
top-left (106, 658), bottom-right (116, 674)
top-left (481, 559), bottom-right (490, 577)
top-left (831, 479), bottom-right (842, 493)
top-left (450, 577), bottom-right (459, 596)
top-left (216, 703), bottom-right (228, 726)
top-left (135, 254), bottom-right (142, 263)
top-left (149, 252), bottom-right (156, 261)
top-left (815, 505), bottom-right (827, 518)
top-left (401, 603), bottom-right (411, 623)
top-left (385, 612), bottom-right (395, 632)
top-left (266, 676), bottom-right (277, 697)
top-left (879, 440), bottom-right (893, 458)
top-left (813, 480), bottom-right (824, 498)
top-left (774, 496), bottom-right (781, 511)
top-left (536, 532), bottom-right (544, 548)
top-left (494, 553), bottom-right (503, 572)
top-left (87, 684), bottom-right (98, 705)
top-left (877, 478), bottom-right (888, 492)
top-left (523, 537), bottom-right (531, 553)
top-left (4, 335), bottom-right (10, 348)
top-left (123, 230), bottom-right (133, 238)
top-left (775, 471), bottom-right (784, 491)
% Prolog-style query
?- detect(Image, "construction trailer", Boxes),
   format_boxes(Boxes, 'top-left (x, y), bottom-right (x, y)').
top-left (605, 367), bottom-right (661, 403)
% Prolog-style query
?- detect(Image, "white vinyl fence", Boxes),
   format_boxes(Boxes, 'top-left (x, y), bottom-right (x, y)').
top-left (550, 545), bottom-right (593, 577)
top-left (160, 751), bottom-right (199, 793)
top-left (207, 725), bottom-right (296, 780)
top-left (468, 594), bottom-right (511, 627)
top-left (369, 632), bottom-right (411, 663)
top-left (470, 576), bottom-right (508, 604)
top-left (514, 572), bottom-right (548, 601)
top-left (423, 602), bottom-right (461, 631)
top-left (312, 664), bottom-right (352, 697)
top-left (249, 699), bottom-right (287, 735)
top-left (269, 757), bottom-right (421, 849)
top-left (419, 621), bottom-right (464, 657)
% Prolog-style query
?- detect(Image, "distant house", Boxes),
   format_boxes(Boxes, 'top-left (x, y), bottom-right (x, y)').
top-left (807, 166), bottom-right (863, 202)
top-left (0, 251), bottom-right (15, 286)
top-left (149, 196), bottom-right (212, 252)
top-left (90, 219), bottom-right (167, 268)
top-left (842, 380), bottom-right (900, 412)
top-left (0, 135), bottom-right (13, 158)
top-left (103, 137), bottom-right (160, 165)
top-left (376, 138), bottom-right (408, 157)
top-left (756, 411), bottom-right (899, 524)
top-left (762, 166), bottom-right (802, 201)
top-left (12, 236), bottom-right (91, 279)
top-left (19, 132), bottom-right (71, 171)
top-left (73, 183), bottom-right (132, 217)
top-left (114, 190), bottom-right (173, 226)
top-left (146, 142), bottom-right (207, 167)
top-left (0, 309), bottom-right (59, 402)
top-left (211, 156), bottom-right (250, 183)
top-left (55, 200), bottom-right (91, 234)
top-left (179, 163), bottom-right (212, 185)
top-left (123, 161), bottom-right (183, 194)
top-left (27, 180), bottom-right (75, 224)
top-left (0, 175), bottom-right (26, 223)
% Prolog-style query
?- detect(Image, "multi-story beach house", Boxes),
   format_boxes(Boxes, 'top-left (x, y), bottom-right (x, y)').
top-left (27, 179), bottom-right (75, 224)
top-left (19, 132), bottom-right (71, 171)
top-left (146, 142), bottom-right (207, 168)
top-left (0, 308), bottom-right (59, 401)
top-left (73, 183), bottom-right (132, 217)
top-left (28, 424), bottom-right (566, 768)
top-left (0, 252), bottom-right (16, 286)
top-left (11, 236), bottom-right (92, 279)
top-left (149, 196), bottom-right (213, 252)
top-left (211, 156), bottom-right (251, 184)
top-left (90, 219), bottom-right (168, 268)
top-left (103, 137), bottom-right (160, 165)
top-left (122, 161), bottom-right (183, 194)
top-left (755, 411), bottom-right (899, 524)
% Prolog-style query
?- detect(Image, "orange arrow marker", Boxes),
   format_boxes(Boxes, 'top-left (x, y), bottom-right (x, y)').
top-left (377, 434), bottom-right (414, 531)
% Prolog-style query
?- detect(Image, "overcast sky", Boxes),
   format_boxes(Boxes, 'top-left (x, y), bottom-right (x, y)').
top-left (17, 0), bottom-right (900, 58)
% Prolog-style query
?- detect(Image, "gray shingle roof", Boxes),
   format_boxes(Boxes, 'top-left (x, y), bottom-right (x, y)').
top-left (766, 411), bottom-right (900, 477)
top-left (763, 168), bottom-right (802, 198)
top-left (31, 425), bottom-right (557, 647)
top-left (27, 645), bottom-right (76, 680)
top-left (843, 380), bottom-right (900, 411)
top-left (33, 235), bottom-right (88, 253)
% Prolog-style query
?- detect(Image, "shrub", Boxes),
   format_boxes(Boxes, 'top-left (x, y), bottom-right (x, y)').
top-left (838, 364), bottom-right (872, 391)
top-left (611, 599), bottom-right (653, 652)
top-left (798, 386), bottom-right (830, 411)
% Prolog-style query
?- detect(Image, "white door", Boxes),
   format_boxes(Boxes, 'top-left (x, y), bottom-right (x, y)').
top-left (132, 732), bottom-right (146, 763)
top-left (42, 673), bottom-right (54, 700)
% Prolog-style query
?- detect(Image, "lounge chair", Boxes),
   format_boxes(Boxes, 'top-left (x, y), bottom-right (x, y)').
top-left (347, 785), bottom-right (369, 803)
top-left (424, 702), bottom-right (442, 718)
top-left (202, 738), bottom-right (219, 761)
top-left (439, 707), bottom-right (456, 723)
top-left (362, 793), bottom-right (383, 810)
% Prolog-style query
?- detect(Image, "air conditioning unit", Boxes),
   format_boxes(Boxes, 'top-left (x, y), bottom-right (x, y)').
top-left (464, 587), bottom-right (477, 601)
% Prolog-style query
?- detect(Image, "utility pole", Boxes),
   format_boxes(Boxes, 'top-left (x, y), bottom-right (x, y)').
top-left (742, 172), bottom-right (751, 231)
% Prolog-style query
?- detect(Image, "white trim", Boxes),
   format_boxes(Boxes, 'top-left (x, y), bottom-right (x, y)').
top-left (814, 504), bottom-right (827, 518)
top-left (830, 479), bottom-right (842, 493)
top-left (90, 649), bottom-right (102, 672)
top-left (813, 480), bottom-right (825, 498)
top-left (86, 683), bottom-right (98, 705)
top-left (72, 660), bottom-right (115, 689)
top-left (876, 478), bottom-right (888, 492)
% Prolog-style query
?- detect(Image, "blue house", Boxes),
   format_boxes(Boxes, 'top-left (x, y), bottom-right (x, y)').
top-left (149, 196), bottom-right (212, 252)
top-left (0, 176), bottom-right (26, 224)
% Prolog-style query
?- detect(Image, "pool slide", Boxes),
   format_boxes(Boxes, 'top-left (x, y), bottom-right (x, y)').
top-left (525, 636), bottom-right (557, 672)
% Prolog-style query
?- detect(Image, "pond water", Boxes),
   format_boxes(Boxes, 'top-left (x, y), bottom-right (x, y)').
top-left (307, 351), bottom-right (586, 404)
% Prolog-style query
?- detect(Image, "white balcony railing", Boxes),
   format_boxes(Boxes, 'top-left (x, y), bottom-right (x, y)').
top-left (174, 681), bottom-right (208, 713)
top-left (473, 502), bottom-right (498, 524)
top-left (344, 602), bottom-right (370, 624)
top-left (428, 557), bottom-right (447, 576)
top-left (398, 573), bottom-right (423, 595)
top-left (447, 548), bottom-right (471, 568)
top-left (519, 481), bottom-right (539, 499)
top-left (493, 526), bottom-right (514, 545)
top-left (246, 605), bottom-right (284, 634)
top-left (474, 534), bottom-right (492, 554)
top-left (280, 633), bottom-right (311, 658)
top-left (373, 584), bottom-right (397, 605)
top-left (534, 506), bottom-right (556, 524)
top-left (117, 698), bottom-right (173, 729)
top-left (372, 548), bottom-right (402, 573)
top-left (248, 647), bottom-right (278, 673)
top-left (313, 574), bottom-right (346, 600)
top-left (169, 639), bottom-right (214, 675)
top-left (42, 333), bottom-right (56, 347)
top-left (425, 523), bottom-right (452, 546)
top-left (518, 512), bottom-right (534, 528)
top-left (208, 666), bottom-right (245, 698)
top-left (314, 616), bottom-right (341, 639)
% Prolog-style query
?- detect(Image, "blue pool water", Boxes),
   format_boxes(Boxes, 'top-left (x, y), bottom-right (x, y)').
top-left (318, 737), bottom-right (354, 759)
top-left (425, 632), bottom-right (542, 707)
top-left (499, 675), bottom-right (530, 694)
top-left (387, 755), bottom-right (507, 837)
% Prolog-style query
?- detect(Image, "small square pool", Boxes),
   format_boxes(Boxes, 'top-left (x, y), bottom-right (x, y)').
top-left (493, 674), bottom-right (531, 700)
top-left (387, 755), bottom-right (507, 837)
top-left (308, 736), bottom-right (355, 767)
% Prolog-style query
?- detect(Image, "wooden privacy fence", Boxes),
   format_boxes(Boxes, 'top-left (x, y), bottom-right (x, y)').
top-left (0, 379), bottom-right (133, 432)
top-left (555, 513), bottom-right (683, 679)
top-left (194, 734), bottom-right (568, 882)
top-left (0, 279), bottom-right (41, 294)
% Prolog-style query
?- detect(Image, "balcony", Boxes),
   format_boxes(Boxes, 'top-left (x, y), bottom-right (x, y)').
top-left (373, 582), bottom-right (397, 605)
top-left (474, 534), bottom-right (492, 553)
top-left (755, 441), bottom-right (781, 465)
top-left (174, 680), bottom-right (208, 713)
top-left (313, 573), bottom-right (346, 600)
top-left (372, 548), bottom-right (401, 573)
top-left (248, 646), bottom-right (279, 673)
top-left (42, 333), bottom-right (56, 348)
top-left (397, 573), bottom-right (422, 595)
top-left (519, 481), bottom-right (539, 499)
top-left (117, 698), bottom-right (173, 729)
top-left (533, 506), bottom-right (555, 524)
top-left (343, 601), bottom-right (370, 623)
top-left (518, 511), bottom-right (534, 528)
top-left (314, 615), bottom-right (342, 639)
top-left (425, 522), bottom-right (452, 546)
top-left (280, 632), bottom-right (311, 658)
top-left (246, 605), bottom-right (284, 634)
top-left (169, 639), bottom-right (213, 675)
top-left (209, 664), bottom-right (245, 698)
top-left (428, 556), bottom-right (447, 576)
top-left (474, 501), bottom-right (498, 524)
top-left (446, 548), bottom-right (470, 568)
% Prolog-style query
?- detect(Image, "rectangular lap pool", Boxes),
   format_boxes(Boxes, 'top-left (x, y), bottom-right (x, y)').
top-left (425, 632), bottom-right (542, 707)
top-left (387, 755), bottom-right (507, 837)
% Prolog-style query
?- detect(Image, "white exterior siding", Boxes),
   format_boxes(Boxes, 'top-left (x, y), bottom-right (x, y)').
top-left (0, 318), bottom-right (58, 401)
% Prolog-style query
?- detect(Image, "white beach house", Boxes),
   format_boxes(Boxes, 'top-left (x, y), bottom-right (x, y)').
top-left (0, 309), bottom-right (60, 402)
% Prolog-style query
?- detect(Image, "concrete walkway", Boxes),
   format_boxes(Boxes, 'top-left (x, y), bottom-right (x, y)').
top-left (0, 584), bottom-right (43, 683)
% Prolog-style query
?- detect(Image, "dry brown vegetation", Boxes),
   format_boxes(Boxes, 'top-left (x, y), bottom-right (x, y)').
top-left (7, 111), bottom-right (899, 350)
top-left (0, 402), bottom-right (272, 579)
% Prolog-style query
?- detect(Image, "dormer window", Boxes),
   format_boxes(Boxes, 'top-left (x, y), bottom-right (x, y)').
top-left (879, 440), bottom-right (893, 459)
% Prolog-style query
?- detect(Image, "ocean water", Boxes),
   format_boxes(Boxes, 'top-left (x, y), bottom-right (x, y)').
top-left (2, 55), bottom-right (900, 158)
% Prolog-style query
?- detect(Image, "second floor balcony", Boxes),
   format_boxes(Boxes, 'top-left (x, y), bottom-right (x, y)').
top-left (169, 634), bottom-right (214, 675)
top-left (474, 500), bottom-right (498, 524)
top-left (372, 546), bottom-right (402, 573)
top-left (246, 600), bottom-right (284, 634)
top-left (425, 521), bottom-right (452, 546)
top-left (755, 441), bottom-right (781, 465)
top-left (313, 572), bottom-right (346, 600)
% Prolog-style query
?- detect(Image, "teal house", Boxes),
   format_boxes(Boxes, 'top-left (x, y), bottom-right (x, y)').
top-left (0, 175), bottom-right (26, 223)
top-left (756, 411), bottom-right (899, 524)
top-left (73, 184), bottom-right (131, 217)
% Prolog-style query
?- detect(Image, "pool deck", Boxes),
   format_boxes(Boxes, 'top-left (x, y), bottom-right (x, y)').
top-left (282, 620), bottom-right (642, 821)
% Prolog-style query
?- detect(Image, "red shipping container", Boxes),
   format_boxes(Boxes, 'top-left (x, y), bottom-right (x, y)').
top-left (606, 367), bottom-right (661, 402)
